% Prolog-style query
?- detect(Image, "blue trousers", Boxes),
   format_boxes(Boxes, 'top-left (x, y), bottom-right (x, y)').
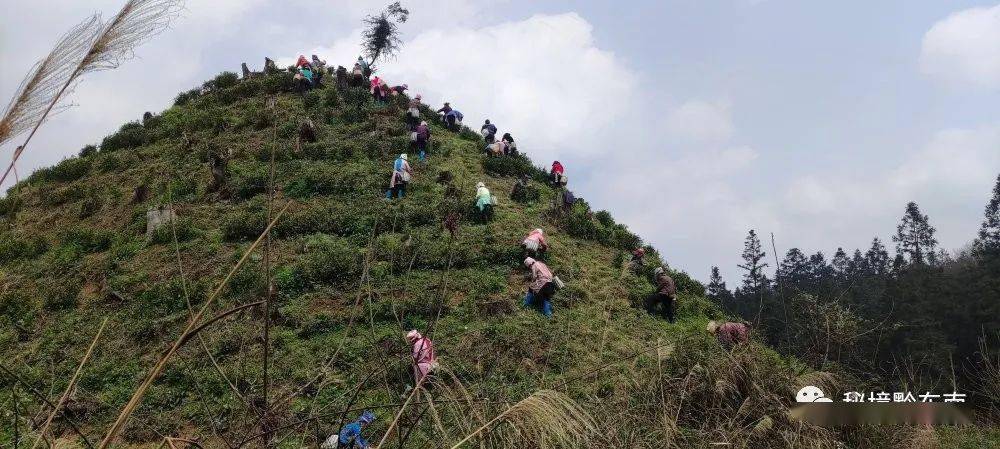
top-left (524, 290), bottom-right (552, 318)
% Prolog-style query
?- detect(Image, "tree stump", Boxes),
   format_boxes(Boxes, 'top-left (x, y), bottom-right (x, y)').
top-left (145, 205), bottom-right (176, 239)
top-left (208, 151), bottom-right (230, 198)
top-left (298, 119), bottom-right (317, 143)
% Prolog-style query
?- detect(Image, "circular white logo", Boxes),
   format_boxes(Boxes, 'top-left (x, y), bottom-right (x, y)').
top-left (796, 385), bottom-right (833, 403)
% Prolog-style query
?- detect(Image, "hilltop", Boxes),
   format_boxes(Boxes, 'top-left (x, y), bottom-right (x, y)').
top-left (0, 69), bottom-right (976, 448)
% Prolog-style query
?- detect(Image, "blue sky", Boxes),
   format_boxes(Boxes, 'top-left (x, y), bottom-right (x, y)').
top-left (2, 0), bottom-right (999, 283)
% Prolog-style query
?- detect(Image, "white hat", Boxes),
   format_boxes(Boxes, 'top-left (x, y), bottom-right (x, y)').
top-left (400, 153), bottom-right (408, 160)
top-left (534, 228), bottom-right (543, 235)
top-left (476, 182), bottom-right (485, 189)
top-left (524, 257), bottom-right (536, 267)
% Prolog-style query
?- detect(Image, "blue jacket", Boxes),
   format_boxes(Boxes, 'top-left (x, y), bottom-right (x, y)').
top-left (482, 123), bottom-right (496, 134)
top-left (447, 110), bottom-right (463, 121)
top-left (339, 421), bottom-right (368, 447)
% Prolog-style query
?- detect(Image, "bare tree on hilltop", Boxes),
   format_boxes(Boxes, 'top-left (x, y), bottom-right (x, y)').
top-left (361, 2), bottom-right (409, 70)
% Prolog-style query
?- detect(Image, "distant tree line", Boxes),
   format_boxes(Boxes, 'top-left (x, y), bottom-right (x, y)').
top-left (708, 174), bottom-right (1000, 395)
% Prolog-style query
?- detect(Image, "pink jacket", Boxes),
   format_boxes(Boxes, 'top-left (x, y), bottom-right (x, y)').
top-left (528, 261), bottom-right (553, 292)
top-left (412, 335), bottom-right (436, 380)
top-left (524, 230), bottom-right (546, 247)
top-left (717, 322), bottom-right (749, 347)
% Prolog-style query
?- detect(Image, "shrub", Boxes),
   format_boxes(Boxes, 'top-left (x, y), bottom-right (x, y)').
top-left (229, 161), bottom-right (269, 200)
top-left (0, 233), bottom-right (48, 264)
top-left (303, 90), bottom-right (322, 109)
top-left (300, 234), bottom-right (361, 285)
top-left (222, 208), bottom-right (266, 241)
top-left (274, 265), bottom-right (307, 296)
top-left (174, 88), bottom-right (201, 106)
top-left (40, 277), bottom-right (81, 311)
top-left (482, 154), bottom-right (545, 179)
top-left (60, 227), bottom-right (113, 253)
top-left (168, 177), bottom-right (198, 201)
top-left (79, 144), bottom-right (98, 157)
top-left (0, 194), bottom-right (21, 219)
top-left (27, 157), bottom-right (92, 184)
top-left (261, 72), bottom-right (296, 94)
top-left (148, 217), bottom-right (197, 245)
top-left (203, 71), bottom-right (239, 91)
top-left (100, 121), bottom-right (146, 152)
top-left (323, 87), bottom-right (340, 108)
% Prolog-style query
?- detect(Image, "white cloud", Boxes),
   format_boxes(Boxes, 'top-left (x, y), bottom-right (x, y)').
top-left (306, 13), bottom-right (635, 164)
top-left (664, 99), bottom-right (734, 144)
top-left (920, 4), bottom-right (1000, 89)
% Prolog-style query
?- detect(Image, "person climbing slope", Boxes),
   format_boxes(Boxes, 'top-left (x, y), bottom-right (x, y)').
top-left (501, 133), bottom-right (517, 156)
top-left (311, 54), bottom-right (327, 84)
top-left (405, 329), bottom-right (437, 385)
top-left (357, 55), bottom-right (371, 78)
top-left (386, 153), bottom-right (414, 199)
top-left (407, 94), bottom-right (423, 128)
top-left (436, 102), bottom-right (452, 116)
top-left (523, 257), bottom-right (556, 318)
top-left (370, 76), bottom-right (386, 101)
top-left (474, 181), bottom-right (494, 221)
top-left (707, 321), bottom-right (750, 348)
top-left (391, 83), bottom-right (408, 96)
top-left (510, 174), bottom-right (531, 201)
top-left (629, 247), bottom-right (646, 271)
top-left (322, 411), bottom-right (375, 449)
top-left (550, 161), bottom-right (565, 186)
top-left (296, 54), bottom-right (311, 69)
top-left (481, 119), bottom-right (497, 144)
top-left (445, 109), bottom-right (463, 131)
top-left (415, 120), bottom-right (431, 161)
top-left (350, 62), bottom-right (365, 87)
top-left (644, 266), bottom-right (677, 323)
top-left (522, 228), bottom-right (548, 259)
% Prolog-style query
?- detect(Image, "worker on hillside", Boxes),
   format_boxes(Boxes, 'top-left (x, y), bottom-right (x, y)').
top-left (707, 321), bottom-right (750, 348)
top-left (357, 56), bottom-right (371, 78)
top-left (550, 161), bottom-right (565, 186)
top-left (629, 247), bottom-right (646, 271)
top-left (474, 181), bottom-right (494, 221)
top-left (295, 65), bottom-right (314, 92)
top-left (296, 54), bottom-right (311, 69)
top-left (485, 140), bottom-right (506, 157)
top-left (522, 228), bottom-right (548, 258)
top-left (481, 119), bottom-right (497, 144)
top-left (501, 133), bottom-right (517, 156)
top-left (523, 257), bottom-right (555, 318)
top-left (386, 153), bottom-right (414, 199)
top-left (415, 121), bottom-right (431, 161)
top-left (555, 188), bottom-right (575, 214)
top-left (406, 94), bottom-right (423, 129)
top-left (391, 83), bottom-right (408, 96)
top-left (322, 411), bottom-right (375, 449)
top-left (370, 76), bottom-right (386, 101)
top-left (436, 102), bottom-right (452, 116)
top-left (644, 267), bottom-right (677, 323)
top-left (350, 62), bottom-right (365, 87)
top-left (405, 329), bottom-right (437, 385)
top-left (311, 55), bottom-right (327, 85)
top-left (510, 175), bottom-right (531, 202)
top-left (444, 109), bottom-right (463, 131)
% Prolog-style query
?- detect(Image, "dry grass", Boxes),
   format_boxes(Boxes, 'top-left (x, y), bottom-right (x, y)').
top-left (449, 389), bottom-right (597, 449)
top-left (0, 0), bottom-right (183, 186)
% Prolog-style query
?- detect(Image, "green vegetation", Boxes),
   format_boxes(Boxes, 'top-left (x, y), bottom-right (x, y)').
top-left (0, 70), bottom-right (993, 449)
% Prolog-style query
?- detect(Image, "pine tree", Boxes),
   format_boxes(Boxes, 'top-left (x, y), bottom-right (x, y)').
top-left (849, 249), bottom-right (865, 277)
top-left (738, 229), bottom-right (770, 297)
top-left (892, 202), bottom-right (938, 266)
top-left (865, 237), bottom-right (890, 275)
top-left (706, 266), bottom-right (734, 306)
top-left (975, 174), bottom-right (1000, 258)
top-left (777, 248), bottom-right (808, 291)
top-left (832, 247), bottom-right (849, 277)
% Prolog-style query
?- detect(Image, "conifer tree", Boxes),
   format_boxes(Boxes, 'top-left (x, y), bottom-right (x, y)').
top-left (738, 229), bottom-right (770, 297)
top-left (892, 202), bottom-right (937, 266)
top-left (706, 266), bottom-right (734, 306)
top-left (865, 237), bottom-right (890, 275)
top-left (975, 174), bottom-right (1000, 258)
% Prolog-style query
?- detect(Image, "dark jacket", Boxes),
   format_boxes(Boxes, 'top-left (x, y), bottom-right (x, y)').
top-left (436, 105), bottom-right (452, 114)
top-left (655, 273), bottom-right (677, 298)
